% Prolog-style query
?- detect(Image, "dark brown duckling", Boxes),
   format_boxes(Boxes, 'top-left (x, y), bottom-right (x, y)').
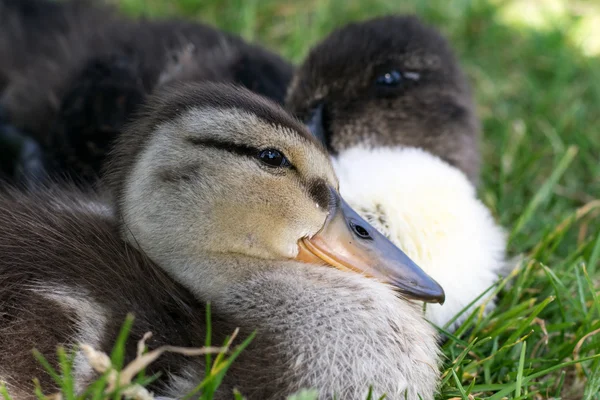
top-left (286, 15), bottom-right (481, 184)
top-left (285, 16), bottom-right (507, 332)
top-left (0, 0), bottom-right (293, 183)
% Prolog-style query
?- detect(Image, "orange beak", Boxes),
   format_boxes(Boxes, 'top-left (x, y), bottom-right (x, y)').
top-left (296, 190), bottom-right (445, 304)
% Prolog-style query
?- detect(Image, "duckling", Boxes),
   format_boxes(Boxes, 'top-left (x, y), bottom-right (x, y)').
top-left (0, 0), bottom-right (293, 183)
top-left (285, 16), bottom-right (507, 331)
top-left (0, 83), bottom-right (444, 399)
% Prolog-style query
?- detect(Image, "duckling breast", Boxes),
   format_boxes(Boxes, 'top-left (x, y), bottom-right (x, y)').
top-left (332, 146), bottom-right (508, 331)
top-left (215, 265), bottom-right (441, 399)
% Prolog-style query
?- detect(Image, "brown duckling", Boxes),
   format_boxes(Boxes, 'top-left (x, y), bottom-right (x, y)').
top-left (0, 0), bottom-right (293, 183)
top-left (0, 83), bottom-right (443, 399)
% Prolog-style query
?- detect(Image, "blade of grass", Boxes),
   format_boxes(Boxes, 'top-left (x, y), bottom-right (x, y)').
top-left (80, 372), bottom-right (110, 400)
top-left (0, 382), bottom-right (12, 400)
top-left (205, 302), bottom-right (213, 385)
top-left (286, 389), bottom-right (319, 400)
top-left (365, 386), bottom-right (374, 400)
top-left (583, 264), bottom-right (600, 320)
top-left (443, 281), bottom-right (498, 332)
top-left (57, 346), bottom-right (76, 400)
top-left (575, 265), bottom-right (589, 317)
top-left (483, 337), bottom-right (499, 384)
top-left (183, 331), bottom-right (256, 400)
top-left (32, 350), bottom-right (61, 386)
top-left (110, 314), bottom-right (135, 370)
top-left (589, 231), bottom-right (600, 274)
top-left (451, 369), bottom-right (469, 399)
top-left (110, 314), bottom-right (135, 400)
top-left (510, 145), bottom-right (578, 242)
top-left (205, 331), bottom-right (257, 398)
top-left (554, 370), bottom-right (566, 398)
top-left (515, 341), bottom-right (527, 398)
top-left (32, 379), bottom-right (49, 400)
top-left (541, 265), bottom-right (568, 324)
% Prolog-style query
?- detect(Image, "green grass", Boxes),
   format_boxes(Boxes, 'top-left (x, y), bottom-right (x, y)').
top-left (3, 0), bottom-right (600, 398)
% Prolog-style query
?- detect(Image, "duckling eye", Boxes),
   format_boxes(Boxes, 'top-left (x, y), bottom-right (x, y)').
top-left (258, 149), bottom-right (291, 168)
top-left (375, 70), bottom-right (403, 86)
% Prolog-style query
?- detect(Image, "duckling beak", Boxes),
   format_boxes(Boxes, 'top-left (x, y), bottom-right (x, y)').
top-left (305, 102), bottom-right (327, 145)
top-left (296, 192), bottom-right (445, 304)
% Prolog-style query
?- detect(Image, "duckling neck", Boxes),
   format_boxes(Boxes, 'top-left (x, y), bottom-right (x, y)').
top-left (154, 251), bottom-right (277, 302)
top-left (158, 252), bottom-right (441, 399)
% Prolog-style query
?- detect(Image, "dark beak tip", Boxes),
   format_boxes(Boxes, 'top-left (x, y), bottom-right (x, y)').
top-left (421, 289), bottom-right (445, 305)
top-left (393, 280), bottom-right (446, 304)
top-left (436, 292), bottom-right (446, 305)
top-left (427, 282), bottom-right (446, 305)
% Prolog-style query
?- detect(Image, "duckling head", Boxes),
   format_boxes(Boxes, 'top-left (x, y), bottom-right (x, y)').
top-left (286, 15), bottom-right (480, 184)
top-left (103, 82), bottom-right (445, 304)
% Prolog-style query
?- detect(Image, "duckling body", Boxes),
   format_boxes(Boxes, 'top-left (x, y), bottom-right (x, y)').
top-left (286, 16), bottom-right (508, 330)
top-left (0, 0), bottom-right (293, 183)
top-left (0, 83), bottom-right (441, 399)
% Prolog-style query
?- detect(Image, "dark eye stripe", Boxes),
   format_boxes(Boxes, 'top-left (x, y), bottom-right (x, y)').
top-left (186, 137), bottom-right (260, 158)
top-left (187, 137), bottom-right (294, 170)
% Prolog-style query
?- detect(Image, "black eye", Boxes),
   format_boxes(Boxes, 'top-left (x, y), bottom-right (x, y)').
top-left (350, 221), bottom-right (372, 240)
top-left (258, 149), bottom-right (291, 168)
top-left (375, 70), bottom-right (403, 86)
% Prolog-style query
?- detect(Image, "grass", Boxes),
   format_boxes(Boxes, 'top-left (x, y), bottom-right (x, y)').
top-left (3, 0), bottom-right (600, 398)
top-left (0, 311), bottom-right (258, 400)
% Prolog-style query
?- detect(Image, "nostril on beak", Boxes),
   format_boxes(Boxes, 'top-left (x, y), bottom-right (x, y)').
top-left (305, 102), bottom-right (326, 145)
top-left (350, 221), bottom-right (372, 240)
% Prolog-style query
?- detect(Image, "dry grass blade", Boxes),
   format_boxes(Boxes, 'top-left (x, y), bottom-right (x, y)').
top-left (118, 344), bottom-right (229, 386)
top-left (79, 328), bottom-right (237, 397)
top-left (573, 328), bottom-right (600, 376)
